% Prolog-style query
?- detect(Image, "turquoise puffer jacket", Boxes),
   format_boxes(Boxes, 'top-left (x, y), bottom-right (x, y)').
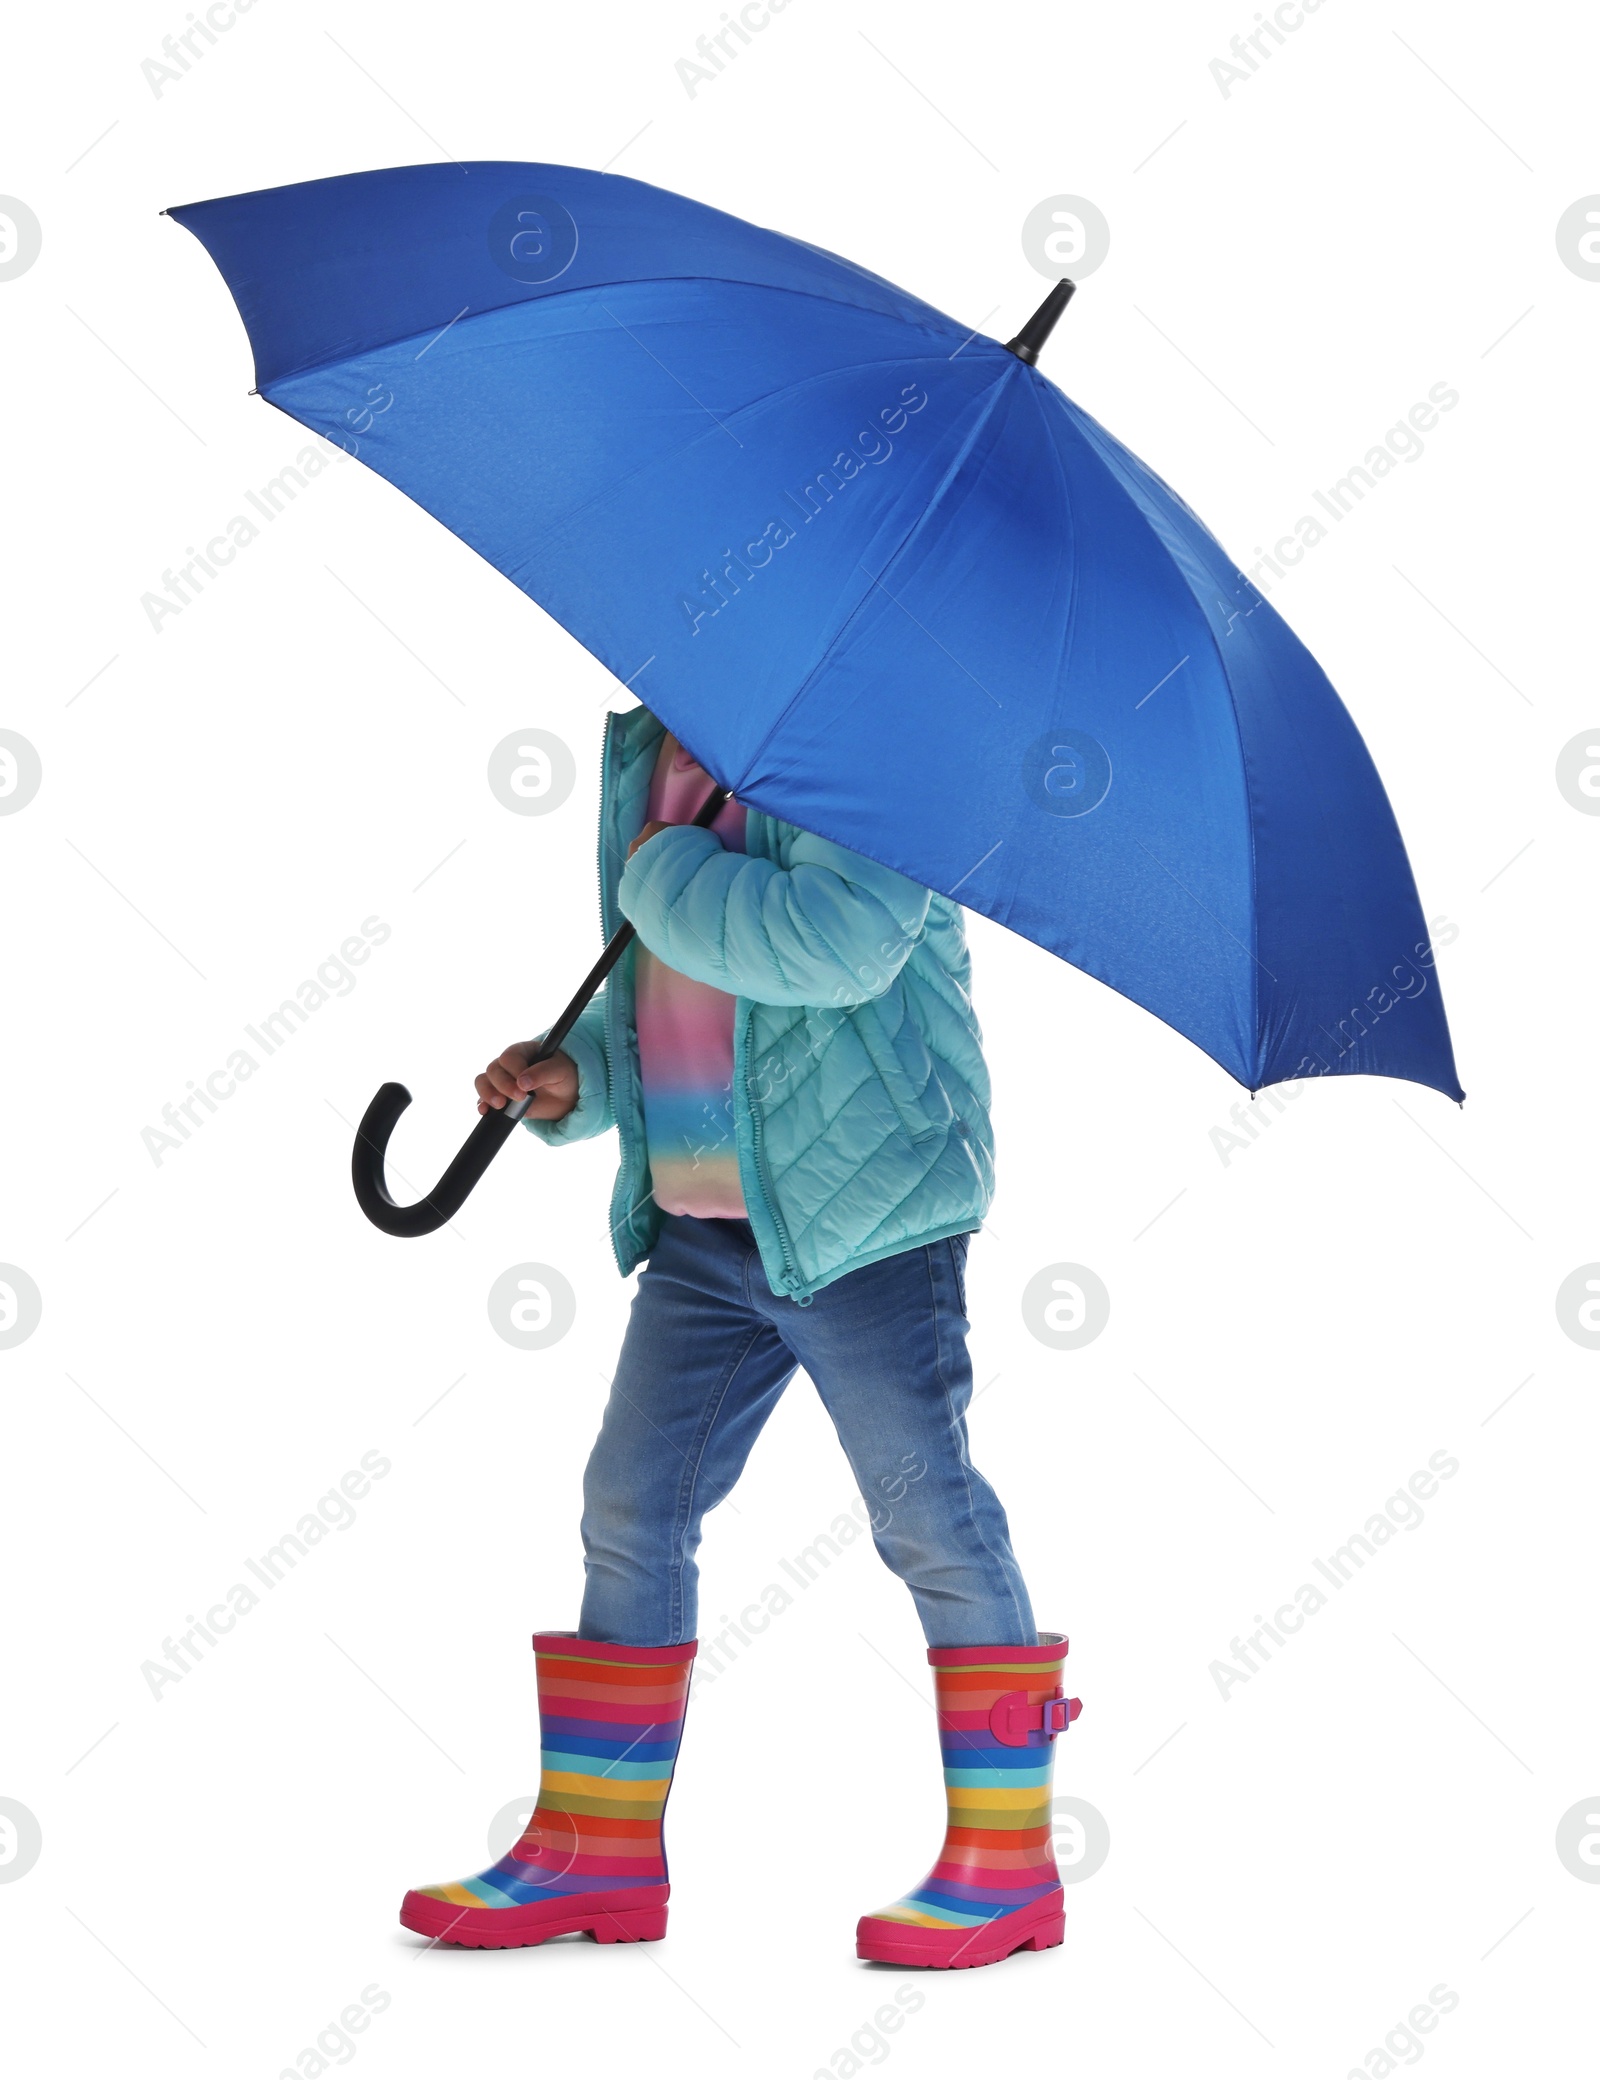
top-left (528, 707), bottom-right (992, 1299)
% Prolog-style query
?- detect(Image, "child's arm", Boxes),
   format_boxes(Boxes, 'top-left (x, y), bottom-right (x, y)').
top-left (618, 825), bottom-right (931, 1007)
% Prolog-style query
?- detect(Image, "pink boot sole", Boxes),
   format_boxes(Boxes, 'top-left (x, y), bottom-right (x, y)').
top-left (856, 1888), bottom-right (1065, 1968)
top-left (400, 1885), bottom-right (669, 1950)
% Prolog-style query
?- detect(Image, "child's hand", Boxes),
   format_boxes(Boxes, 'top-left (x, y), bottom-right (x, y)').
top-left (476, 1043), bottom-right (580, 1120)
top-left (628, 819), bottom-right (671, 857)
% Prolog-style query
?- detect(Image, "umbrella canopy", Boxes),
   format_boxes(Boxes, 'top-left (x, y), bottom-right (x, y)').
top-left (171, 162), bottom-right (1460, 1101)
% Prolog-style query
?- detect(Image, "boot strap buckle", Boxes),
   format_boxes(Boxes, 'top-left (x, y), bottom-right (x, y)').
top-left (989, 1687), bottom-right (1075, 1746)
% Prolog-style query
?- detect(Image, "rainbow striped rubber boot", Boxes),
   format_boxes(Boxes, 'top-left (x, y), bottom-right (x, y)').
top-left (856, 1634), bottom-right (1081, 1968)
top-left (400, 1632), bottom-right (696, 1949)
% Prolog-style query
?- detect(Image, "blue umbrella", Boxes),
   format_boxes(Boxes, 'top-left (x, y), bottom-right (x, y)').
top-left (169, 162), bottom-right (1461, 1234)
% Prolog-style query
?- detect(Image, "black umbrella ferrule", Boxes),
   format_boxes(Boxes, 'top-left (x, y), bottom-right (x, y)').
top-left (1005, 279), bottom-right (1076, 365)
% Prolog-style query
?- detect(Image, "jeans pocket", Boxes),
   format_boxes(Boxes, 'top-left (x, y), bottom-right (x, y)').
top-left (945, 1232), bottom-right (971, 1317)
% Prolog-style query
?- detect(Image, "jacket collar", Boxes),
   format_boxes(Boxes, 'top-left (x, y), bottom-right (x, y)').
top-left (601, 703), bottom-right (780, 927)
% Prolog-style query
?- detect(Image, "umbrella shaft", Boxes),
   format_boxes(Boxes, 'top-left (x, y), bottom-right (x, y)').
top-left (504, 779), bottom-right (729, 1123)
top-left (503, 921), bottom-right (638, 1121)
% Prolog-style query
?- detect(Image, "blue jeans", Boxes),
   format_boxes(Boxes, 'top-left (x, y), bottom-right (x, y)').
top-left (578, 1215), bottom-right (1036, 1648)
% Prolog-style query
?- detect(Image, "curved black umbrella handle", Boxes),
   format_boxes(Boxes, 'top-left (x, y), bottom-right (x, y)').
top-left (350, 929), bottom-right (634, 1237)
top-left (352, 1080), bottom-right (525, 1238)
top-left (351, 783), bottom-right (728, 1237)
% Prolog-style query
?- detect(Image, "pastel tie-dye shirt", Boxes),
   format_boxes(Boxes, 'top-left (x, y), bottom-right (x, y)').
top-left (633, 735), bottom-right (748, 1219)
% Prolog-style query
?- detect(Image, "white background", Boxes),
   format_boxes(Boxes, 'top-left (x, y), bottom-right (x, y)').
top-left (2, 2), bottom-right (1596, 2075)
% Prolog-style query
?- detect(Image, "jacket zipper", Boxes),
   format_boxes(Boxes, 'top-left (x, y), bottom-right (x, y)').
top-left (597, 711), bottom-right (641, 1274)
top-left (740, 999), bottom-right (807, 1299)
top-left (597, 714), bottom-right (614, 1131)
top-left (736, 811), bottom-right (804, 1296)
top-left (599, 727), bottom-right (803, 1300)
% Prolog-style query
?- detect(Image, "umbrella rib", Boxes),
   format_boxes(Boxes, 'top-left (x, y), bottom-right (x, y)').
top-left (854, 565), bottom-right (1001, 709)
top-left (508, 351), bottom-right (965, 569)
top-left (596, 301), bottom-right (745, 448)
top-left (741, 364), bottom-right (1019, 777)
top-left (1024, 371), bottom-right (1080, 727)
top-left (253, 274), bottom-right (974, 401)
top-left (1039, 382), bottom-right (1271, 1042)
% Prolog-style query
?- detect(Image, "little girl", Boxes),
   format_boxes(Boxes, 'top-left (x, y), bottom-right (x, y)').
top-left (400, 705), bottom-right (1080, 1968)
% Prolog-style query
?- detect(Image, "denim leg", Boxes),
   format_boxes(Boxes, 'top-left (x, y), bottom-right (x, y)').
top-left (579, 1217), bottom-right (796, 1645)
top-left (779, 1234), bottom-right (1037, 1647)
